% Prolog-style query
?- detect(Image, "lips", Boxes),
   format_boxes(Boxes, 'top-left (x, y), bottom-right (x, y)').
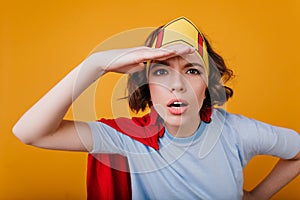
top-left (167, 99), bottom-right (189, 115)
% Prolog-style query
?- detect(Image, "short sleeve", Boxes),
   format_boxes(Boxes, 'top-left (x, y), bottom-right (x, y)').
top-left (88, 121), bottom-right (127, 155)
top-left (227, 114), bottom-right (300, 166)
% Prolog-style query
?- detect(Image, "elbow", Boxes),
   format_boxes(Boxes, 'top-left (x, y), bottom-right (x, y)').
top-left (292, 151), bottom-right (300, 160)
top-left (12, 124), bottom-right (35, 145)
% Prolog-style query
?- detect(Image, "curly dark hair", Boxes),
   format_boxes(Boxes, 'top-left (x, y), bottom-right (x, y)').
top-left (127, 26), bottom-right (234, 113)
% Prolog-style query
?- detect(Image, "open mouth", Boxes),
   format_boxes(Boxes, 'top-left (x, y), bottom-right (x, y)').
top-left (167, 99), bottom-right (189, 115)
top-left (168, 101), bottom-right (188, 108)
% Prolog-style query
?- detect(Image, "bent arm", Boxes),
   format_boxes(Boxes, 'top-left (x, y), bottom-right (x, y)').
top-left (245, 151), bottom-right (300, 200)
top-left (12, 46), bottom-right (191, 151)
top-left (12, 59), bottom-right (104, 151)
top-left (233, 115), bottom-right (300, 199)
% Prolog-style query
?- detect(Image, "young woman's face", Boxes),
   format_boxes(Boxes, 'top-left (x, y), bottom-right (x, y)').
top-left (148, 47), bottom-right (208, 133)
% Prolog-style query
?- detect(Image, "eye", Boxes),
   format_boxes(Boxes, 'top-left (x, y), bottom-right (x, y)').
top-left (153, 69), bottom-right (168, 76)
top-left (186, 68), bottom-right (201, 75)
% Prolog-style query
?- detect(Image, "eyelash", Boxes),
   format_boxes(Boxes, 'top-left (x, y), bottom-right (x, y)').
top-left (152, 69), bottom-right (168, 76)
top-left (152, 68), bottom-right (202, 76)
top-left (186, 68), bottom-right (201, 75)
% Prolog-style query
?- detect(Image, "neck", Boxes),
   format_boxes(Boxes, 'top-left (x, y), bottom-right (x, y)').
top-left (164, 117), bottom-right (201, 138)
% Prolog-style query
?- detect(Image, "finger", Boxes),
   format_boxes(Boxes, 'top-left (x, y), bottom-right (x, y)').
top-left (134, 45), bottom-right (194, 64)
top-left (173, 46), bottom-right (196, 55)
top-left (149, 48), bottom-right (177, 57)
top-left (135, 49), bottom-right (177, 63)
top-left (151, 46), bottom-right (195, 61)
top-left (161, 44), bottom-right (195, 55)
top-left (152, 54), bottom-right (178, 61)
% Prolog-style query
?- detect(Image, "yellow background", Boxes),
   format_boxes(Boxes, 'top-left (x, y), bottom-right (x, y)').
top-left (1, 0), bottom-right (299, 199)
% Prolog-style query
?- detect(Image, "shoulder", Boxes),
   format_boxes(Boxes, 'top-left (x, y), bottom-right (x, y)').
top-left (211, 108), bottom-right (257, 134)
top-left (214, 108), bottom-right (254, 126)
top-left (215, 108), bottom-right (299, 140)
top-left (212, 108), bottom-right (277, 135)
top-left (213, 108), bottom-right (300, 164)
top-left (212, 108), bottom-right (281, 147)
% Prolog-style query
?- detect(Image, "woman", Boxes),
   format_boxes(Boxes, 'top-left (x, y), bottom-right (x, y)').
top-left (13, 17), bottom-right (300, 199)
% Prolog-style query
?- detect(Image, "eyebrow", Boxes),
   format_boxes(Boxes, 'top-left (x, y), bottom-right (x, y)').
top-left (184, 63), bottom-right (205, 70)
top-left (150, 61), bottom-right (205, 70)
top-left (150, 61), bottom-right (170, 69)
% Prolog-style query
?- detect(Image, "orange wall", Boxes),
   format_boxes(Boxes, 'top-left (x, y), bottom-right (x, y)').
top-left (1, 0), bottom-right (299, 199)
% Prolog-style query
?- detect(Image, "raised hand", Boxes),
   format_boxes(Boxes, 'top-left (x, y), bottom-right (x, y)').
top-left (86, 45), bottom-right (195, 74)
top-left (12, 44), bottom-right (195, 152)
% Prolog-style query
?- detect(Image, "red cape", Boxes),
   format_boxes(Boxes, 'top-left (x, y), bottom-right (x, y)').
top-left (86, 107), bottom-right (212, 200)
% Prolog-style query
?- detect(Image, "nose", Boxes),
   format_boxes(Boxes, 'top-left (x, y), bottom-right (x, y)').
top-left (169, 72), bottom-right (186, 93)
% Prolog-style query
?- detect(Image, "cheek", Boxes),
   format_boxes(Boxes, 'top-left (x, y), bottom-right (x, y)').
top-left (149, 84), bottom-right (164, 102)
top-left (193, 88), bottom-right (205, 104)
top-left (149, 84), bottom-right (168, 117)
top-left (197, 86), bottom-right (206, 100)
top-left (190, 81), bottom-right (207, 104)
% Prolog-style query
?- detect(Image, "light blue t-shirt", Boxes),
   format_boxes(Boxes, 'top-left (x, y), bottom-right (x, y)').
top-left (88, 109), bottom-right (300, 200)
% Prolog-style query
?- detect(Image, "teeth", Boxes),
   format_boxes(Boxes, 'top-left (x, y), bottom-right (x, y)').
top-left (173, 102), bottom-right (182, 105)
top-left (169, 101), bottom-right (186, 107)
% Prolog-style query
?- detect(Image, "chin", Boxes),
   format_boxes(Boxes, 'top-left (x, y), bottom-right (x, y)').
top-left (164, 114), bottom-right (191, 127)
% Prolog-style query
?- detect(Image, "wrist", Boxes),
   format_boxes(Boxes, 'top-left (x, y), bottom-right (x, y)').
top-left (84, 52), bottom-right (108, 73)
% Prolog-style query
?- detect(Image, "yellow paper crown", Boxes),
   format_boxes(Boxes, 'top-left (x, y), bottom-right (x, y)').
top-left (147, 17), bottom-right (209, 75)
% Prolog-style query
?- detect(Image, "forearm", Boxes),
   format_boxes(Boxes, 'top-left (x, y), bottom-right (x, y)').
top-left (13, 57), bottom-right (104, 143)
top-left (249, 156), bottom-right (300, 199)
top-left (12, 46), bottom-right (185, 146)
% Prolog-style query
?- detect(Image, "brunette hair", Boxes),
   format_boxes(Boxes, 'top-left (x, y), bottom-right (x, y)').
top-left (127, 26), bottom-right (234, 113)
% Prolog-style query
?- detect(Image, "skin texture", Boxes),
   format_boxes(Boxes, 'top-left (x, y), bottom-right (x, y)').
top-left (12, 43), bottom-right (299, 199)
top-left (148, 51), bottom-right (207, 137)
top-left (12, 45), bottom-right (194, 151)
